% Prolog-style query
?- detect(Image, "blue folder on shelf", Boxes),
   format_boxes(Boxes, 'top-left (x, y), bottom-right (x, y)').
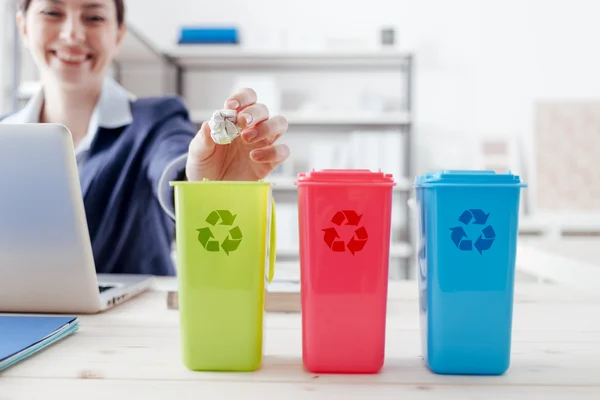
top-left (0, 315), bottom-right (79, 372)
top-left (178, 27), bottom-right (239, 44)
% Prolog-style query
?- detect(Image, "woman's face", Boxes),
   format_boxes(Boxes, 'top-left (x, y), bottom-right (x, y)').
top-left (17, 0), bottom-right (125, 89)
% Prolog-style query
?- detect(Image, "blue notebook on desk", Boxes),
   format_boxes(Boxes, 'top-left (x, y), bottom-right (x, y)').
top-left (0, 315), bottom-right (79, 372)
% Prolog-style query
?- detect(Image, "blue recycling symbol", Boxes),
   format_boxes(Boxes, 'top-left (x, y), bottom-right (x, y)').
top-left (450, 209), bottom-right (496, 255)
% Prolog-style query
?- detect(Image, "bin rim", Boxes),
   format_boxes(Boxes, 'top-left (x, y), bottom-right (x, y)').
top-left (413, 169), bottom-right (527, 188)
top-left (170, 179), bottom-right (272, 187)
top-left (296, 168), bottom-right (396, 186)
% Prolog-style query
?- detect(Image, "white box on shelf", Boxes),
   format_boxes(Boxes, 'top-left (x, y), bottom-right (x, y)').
top-left (231, 75), bottom-right (280, 116)
top-left (274, 204), bottom-right (299, 251)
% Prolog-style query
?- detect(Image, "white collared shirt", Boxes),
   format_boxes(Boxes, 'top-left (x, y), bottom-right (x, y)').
top-left (1, 76), bottom-right (136, 166)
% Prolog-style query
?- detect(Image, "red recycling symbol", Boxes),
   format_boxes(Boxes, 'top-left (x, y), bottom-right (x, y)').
top-left (322, 210), bottom-right (368, 255)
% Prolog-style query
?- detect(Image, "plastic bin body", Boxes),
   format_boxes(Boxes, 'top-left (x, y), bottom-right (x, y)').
top-left (413, 170), bottom-right (526, 375)
top-left (296, 169), bottom-right (395, 373)
top-left (170, 180), bottom-right (276, 372)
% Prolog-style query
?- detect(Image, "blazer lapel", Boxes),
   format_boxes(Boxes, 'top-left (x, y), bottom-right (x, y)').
top-left (78, 127), bottom-right (123, 199)
top-left (79, 150), bottom-right (105, 199)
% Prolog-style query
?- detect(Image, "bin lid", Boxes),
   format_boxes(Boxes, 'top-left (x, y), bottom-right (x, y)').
top-left (296, 169), bottom-right (395, 185)
top-left (414, 169), bottom-right (527, 187)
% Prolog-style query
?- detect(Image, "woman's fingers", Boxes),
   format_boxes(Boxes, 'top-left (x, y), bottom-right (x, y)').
top-left (242, 115), bottom-right (288, 144)
top-left (250, 143), bottom-right (290, 163)
top-left (236, 103), bottom-right (269, 130)
top-left (188, 121), bottom-right (216, 163)
top-left (224, 87), bottom-right (257, 111)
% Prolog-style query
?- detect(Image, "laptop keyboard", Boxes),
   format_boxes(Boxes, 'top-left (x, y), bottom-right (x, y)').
top-left (98, 285), bottom-right (114, 293)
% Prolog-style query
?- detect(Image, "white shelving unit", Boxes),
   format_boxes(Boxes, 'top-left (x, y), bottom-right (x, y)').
top-left (166, 43), bottom-right (416, 279)
top-left (7, 22), bottom-right (417, 279)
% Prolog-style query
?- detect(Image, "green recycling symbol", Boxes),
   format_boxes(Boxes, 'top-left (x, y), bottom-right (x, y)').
top-left (196, 210), bottom-right (242, 255)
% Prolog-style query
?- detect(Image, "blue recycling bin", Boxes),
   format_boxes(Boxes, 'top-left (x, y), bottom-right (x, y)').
top-left (413, 170), bottom-right (527, 375)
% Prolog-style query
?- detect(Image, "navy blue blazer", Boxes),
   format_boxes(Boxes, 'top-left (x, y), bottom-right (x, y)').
top-left (1, 96), bottom-right (196, 276)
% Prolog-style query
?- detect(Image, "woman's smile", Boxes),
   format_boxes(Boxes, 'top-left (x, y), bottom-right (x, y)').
top-left (51, 48), bottom-right (92, 67)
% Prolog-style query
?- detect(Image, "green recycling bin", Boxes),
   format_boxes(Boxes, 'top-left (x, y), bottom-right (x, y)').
top-left (170, 179), bottom-right (276, 371)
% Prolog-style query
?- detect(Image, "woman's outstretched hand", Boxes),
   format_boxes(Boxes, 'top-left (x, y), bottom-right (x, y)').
top-left (185, 88), bottom-right (290, 182)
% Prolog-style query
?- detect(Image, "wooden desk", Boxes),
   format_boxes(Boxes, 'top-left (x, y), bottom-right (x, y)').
top-left (2, 278), bottom-right (600, 399)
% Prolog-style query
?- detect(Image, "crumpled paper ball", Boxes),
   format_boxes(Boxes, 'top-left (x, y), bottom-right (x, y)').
top-left (208, 109), bottom-right (241, 145)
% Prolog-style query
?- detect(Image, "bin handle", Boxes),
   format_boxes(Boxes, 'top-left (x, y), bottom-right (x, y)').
top-left (268, 197), bottom-right (276, 284)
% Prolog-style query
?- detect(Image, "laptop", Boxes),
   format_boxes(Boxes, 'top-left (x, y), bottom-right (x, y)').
top-left (0, 123), bottom-right (154, 314)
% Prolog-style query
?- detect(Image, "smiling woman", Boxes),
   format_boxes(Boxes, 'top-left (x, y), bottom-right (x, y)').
top-left (15, 0), bottom-right (126, 142)
top-left (0, 0), bottom-right (290, 277)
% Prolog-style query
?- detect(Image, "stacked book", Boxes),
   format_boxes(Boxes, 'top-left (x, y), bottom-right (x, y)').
top-left (166, 261), bottom-right (301, 313)
top-left (264, 261), bottom-right (301, 313)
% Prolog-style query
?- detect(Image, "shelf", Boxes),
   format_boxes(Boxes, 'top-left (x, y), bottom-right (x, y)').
top-left (267, 176), bottom-right (413, 191)
top-left (276, 242), bottom-right (413, 258)
top-left (164, 47), bottom-right (412, 69)
top-left (12, 93), bottom-right (411, 127)
top-left (519, 213), bottom-right (600, 238)
top-left (190, 109), bottom-right (411, 126)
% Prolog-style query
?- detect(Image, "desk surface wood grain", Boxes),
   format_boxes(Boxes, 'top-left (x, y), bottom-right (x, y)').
top-left (2, 278), bottom-right (600, 399)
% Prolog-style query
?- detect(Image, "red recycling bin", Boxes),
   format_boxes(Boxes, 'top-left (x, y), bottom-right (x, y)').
top-left (296, 169), bottom-right (396, 373)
